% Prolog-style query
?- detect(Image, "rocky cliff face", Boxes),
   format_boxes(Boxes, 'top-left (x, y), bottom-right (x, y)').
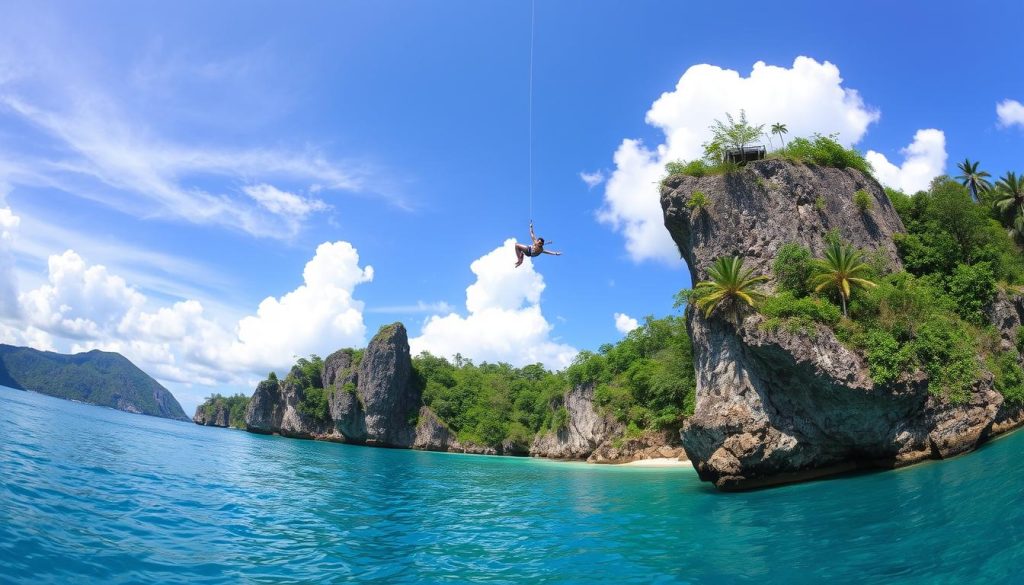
top-left (529, 384), bottom-right (624, 459)
top-left (245, 371), bottom-right (332, 439)
top-left (662, 159), bottom-right (1024, 490)
top-left (193, 402), bottom-right (229, 427)
top-left (244, 323), bottom-right (421, 447)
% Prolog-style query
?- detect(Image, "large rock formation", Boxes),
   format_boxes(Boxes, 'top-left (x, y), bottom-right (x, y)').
top-left (357, 324), bottom-right (419, 447)
top-left (193, 402), bottom-right (229, 427)
top-left (662, 159), bottom-right (1024, 490)
top-left (530, 384), bottom-right (624, 459)
top-left (244, 371), bottom-right (331, 439)
top-left (244, 323), bottom-right (422, 447)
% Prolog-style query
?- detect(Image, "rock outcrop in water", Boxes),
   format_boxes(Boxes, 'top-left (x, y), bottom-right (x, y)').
top-left (244, 323), bottom-right (422, 447)
top-left (193, 402), bottom-right (229, 427)
top-left (661, 159), bottom-right (1024, 490)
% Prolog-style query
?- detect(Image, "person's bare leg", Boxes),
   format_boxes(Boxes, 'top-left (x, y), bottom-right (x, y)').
top-left (514, 244), bottom-right (526, 267)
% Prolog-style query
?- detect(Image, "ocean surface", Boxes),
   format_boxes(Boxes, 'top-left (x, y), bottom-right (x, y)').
top-left (2, 387), bottom-right (1023, 584)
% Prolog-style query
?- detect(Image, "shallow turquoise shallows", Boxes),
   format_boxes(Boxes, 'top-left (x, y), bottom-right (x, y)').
top-left (3, 387), bottom-right (1024, 584)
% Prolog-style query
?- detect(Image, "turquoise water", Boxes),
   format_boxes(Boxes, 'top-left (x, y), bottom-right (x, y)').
top-left (2, 387), bottom-right (1023, 584)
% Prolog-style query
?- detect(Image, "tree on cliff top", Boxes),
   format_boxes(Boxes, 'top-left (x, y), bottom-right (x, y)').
top-left (705, 110), bottom-right (764, 162)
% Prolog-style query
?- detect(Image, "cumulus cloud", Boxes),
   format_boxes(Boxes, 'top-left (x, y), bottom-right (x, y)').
top-left (997, 99), bottom-right (1024, 129)
top-left (579, 170), bottom-right (605, 189)
top-left (409, 239), bottom-right (577, 370)
top-left (4, 240), bottom-right (373, 404)
top-left (614, 312), bottom-right (639, 335)
top-left (599, 56), bottom-right (881, 263)
top-left (865, 129), bottom-right (947, 194)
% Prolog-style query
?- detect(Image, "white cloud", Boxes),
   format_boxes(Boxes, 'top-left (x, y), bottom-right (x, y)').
top-left (865, 129), bottom-right (947, 194)
top-left (243, 183), bottom-right (329, 218)
top-left (226, 241), bottom-right (373, 370)
top-left (614, 312), bottom-right (639, 335)
top-left (580, 170), bottom-right (606, 189)
top-left (20, 250), bottom-right (145, 339)
top-left (409, 239), bottom-right (577, 370)
top-left (997, 99), bottom-right (1024, 129)
top-left (2, 239), bottom-right (374, 411)
top-left (598, 56), bottom-right (881, 263)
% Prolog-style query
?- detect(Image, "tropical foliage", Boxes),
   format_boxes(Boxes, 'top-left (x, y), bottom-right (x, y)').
top-left (198, 393), bottom-right (251, 429)
top-left (993, 172), bottom-right (1024, 243)
top-left (705, 109), bottom-right (765, 161)
top-left (809, 241), bottom-right (878, 316)
top-left (691, 256), bottom-right (769, 317)
top-left (955, 158), bottom-right (992, 203)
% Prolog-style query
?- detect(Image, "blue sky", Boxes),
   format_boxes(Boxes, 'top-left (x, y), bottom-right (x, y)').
top-left (1, 0), bottom-right (1022, 412)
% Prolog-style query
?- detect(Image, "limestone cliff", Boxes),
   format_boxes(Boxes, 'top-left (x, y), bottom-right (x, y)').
top-left (529, 384), bottom-right (686, 463)
top-left (193, 402), bottom-right (229, 427)
top-left (662, 159), bottom-right (1024, 490)
top-left (244, 323), bottom-right (422, 447)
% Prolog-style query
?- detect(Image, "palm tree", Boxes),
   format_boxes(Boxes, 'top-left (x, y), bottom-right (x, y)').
top-left (993, 172), bottom-right (1024, 242)
top-left (771, 123), bottom-right (789, 149)
top-left (955, 158), bottom-right (992, 203)
top-left (692, 256), bottom-right (769, 318)
top-left (809, 241), bottom-right (877, 317)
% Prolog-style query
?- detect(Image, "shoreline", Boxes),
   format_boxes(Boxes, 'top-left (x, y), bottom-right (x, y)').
top-left (614, 457), bottom-right (692, 468)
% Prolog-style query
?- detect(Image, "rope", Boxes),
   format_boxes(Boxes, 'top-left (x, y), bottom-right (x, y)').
top-left (528, 0), bottom-right (535, 222)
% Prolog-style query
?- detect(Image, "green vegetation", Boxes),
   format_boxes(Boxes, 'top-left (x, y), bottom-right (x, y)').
top-left (706, 110), bottom-right (764, 159)
top-left (197, 393), bottom-right (251, 428)
top-left (756, 173), bottom-right (1024, 404)
top-left (773, 243), bottom-right (814, 297)
top-left (686, 190), bottom-right (710, 210)
top-left (567, 316), bottom-right (696, 429)
top-left (854, 189), bottom-right (872, 211)
top-left (956, 158), bottom-right (992, 203)
top-left (691, 256), bottom-right (769, 317)
top-left (0, 345), bottom-right (187, 420)
top-left (286, 354), bottom-right (331, 425)
top-left (414, 353), bottom-right (566, 448)
top-left (810, 241), bottom-right (878, 317)
top-left (759, 292), bottom-right (841, 333)
top-left (663, 121), bottom-right (874, 181)
top-left (770, 133), bottom-right (873, 175)
top-left (993, 172), bottom-right (1024, 243)
top-left (815, 196), bottom-right (826, 211)
top-left (770, 122), bottom-right (788, 148)
top-left (264, 313), bottom-right (698, 449)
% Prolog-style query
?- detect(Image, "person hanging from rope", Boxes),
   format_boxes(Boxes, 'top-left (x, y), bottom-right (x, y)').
top-left (514, 221), bottom-right (562, 267)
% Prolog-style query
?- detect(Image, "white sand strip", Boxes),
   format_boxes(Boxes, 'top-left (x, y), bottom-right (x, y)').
top-left (617, 457), bottom-right (692, 468)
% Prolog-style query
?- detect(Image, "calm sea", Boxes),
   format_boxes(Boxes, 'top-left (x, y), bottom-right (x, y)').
top-left (1, 386), bottom-right (1023, 584)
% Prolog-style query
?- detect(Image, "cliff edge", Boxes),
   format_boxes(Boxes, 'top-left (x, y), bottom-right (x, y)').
top-left (661, 159), bottom-right (1024, 490)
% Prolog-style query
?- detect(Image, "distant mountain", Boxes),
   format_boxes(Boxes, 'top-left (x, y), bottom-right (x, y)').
top-left (0, 344), bottom-right (188, 421)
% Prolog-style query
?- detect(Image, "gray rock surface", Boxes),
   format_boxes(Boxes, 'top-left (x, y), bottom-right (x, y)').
top-left (413, 406), bottom-right (499, 455)
top-left (587, 430), bottom-right (686, 464)
top-left (530, 384), bottom-right (624, 459)
top-left (245, 378), bottom-right (284, 434)
top-left (662, 158), bottom-right (904, 286)
top-left (193, 402), bottom-right (229, 427)
top-left (357, 323), bottom-right (420, 447)
top-left (662, 160), bottom-right (1024, 490)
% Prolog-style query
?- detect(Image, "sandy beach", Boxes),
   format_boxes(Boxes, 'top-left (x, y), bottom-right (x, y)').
top-left (617, 457), bottom-right (692, 468)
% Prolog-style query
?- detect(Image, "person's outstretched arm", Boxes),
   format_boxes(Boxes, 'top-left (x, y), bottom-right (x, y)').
top-left (542, 249), bottom-right (562, 256)
top-left (529, 221), bottom-right (537, 244)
